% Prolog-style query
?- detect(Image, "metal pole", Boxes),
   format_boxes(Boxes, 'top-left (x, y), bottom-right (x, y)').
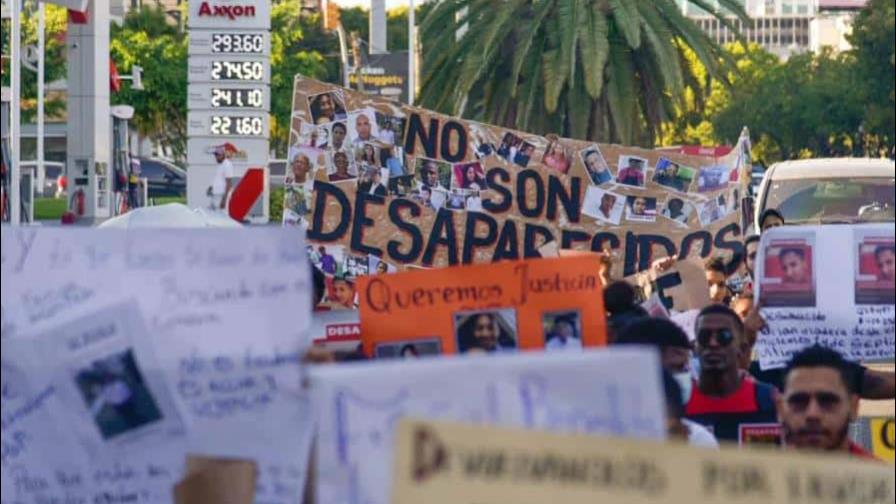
top-left (408, 0), bottom-right (415, 106)
top-left (11, 0), bottom-right (21, 225)
top-left (37, 0), bottom-right (45, 200)
top-left (336, 24), bottom-right (350, 88)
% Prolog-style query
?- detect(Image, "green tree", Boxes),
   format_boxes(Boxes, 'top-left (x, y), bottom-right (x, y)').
top-left (418, 0), bottom-right (747, 145)
top-left (111, 5), bottom-right (188, 158)
top-left (270, 1), bottom-right (330, 155)
top-left (848, 0), bottom-right (895, 156)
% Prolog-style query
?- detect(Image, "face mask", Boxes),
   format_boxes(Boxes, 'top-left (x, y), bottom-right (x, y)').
top-left (674, 372), bottom-right (693, 404)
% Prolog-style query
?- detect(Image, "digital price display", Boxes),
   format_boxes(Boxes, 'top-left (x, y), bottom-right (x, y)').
top-left (211, 60), bottom-right (265, 81)
top-left (210, 115), bottom-right (265, 136)
top-left (211, 87), bottom-right (265, 108)
top-left (211, 33), bottom-right (265, 53)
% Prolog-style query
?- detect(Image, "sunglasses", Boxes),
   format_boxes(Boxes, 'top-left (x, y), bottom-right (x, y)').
top-left (697, 328), bottom-right (735, 347)
top-left (785, 392), bottom-right (843, 412)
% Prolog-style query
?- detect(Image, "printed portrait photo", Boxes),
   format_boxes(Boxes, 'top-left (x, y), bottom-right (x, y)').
top-left (74, 349), bottom-right (163, 441)
top-left (496, 132), bottom-right (535, 168)
top-left (541, 135), bottom-right (572, 174)
top-left (327, 150), bottom-right (358, 182)
top-left (429, 187), bottom-right (448, 210)
top-left (374, 112), bottom-right (406, 146)
top-left (652, 158), bottom-right (695, 193)
top-left (616, 155), bottom-right (648, 188)
top-left (443, 188), bottom-right (480, 212)
top-left (381, 145), bottom-right (408, 178)
top-left (374, 338), bottom-right (442, 359)
top-left (582, 186), bottom-right (624, 225)
top-left (308, 91), bottom-right (348, 125)
top-left (389, 174), bottom-right (414, 197)
top-left (661, 197), bottom-right (695, 226)
top-left (282, 185), bottom-right (311, 227)
top-left (580, 146), bottom-right (613, 186)
top-left (410, 185), bottom-right (435, 208)
top-left (344, 254), bottom-right (370, 278)
top-left (415, 157), bottom-right (452, 190)
top-left (348, 108), bottom-right (380, 148)
top-left (759, 234), bottom-right (817, 307)
top-left (697, 165), bottom-right (731, 193)
top-left (697, 197), bottom-right (731, 226)
top-left (285, 147), bottom-right (323, 187)
top-left (296, 122), bottom-right (330, 150)
top-left (471, 130), bottom-right (498, 159)
top-left (454, 309), bottom-right (518, 354)
top-left (369, 256), bottom-right (397, 275)
top-left (355, 142), bottom-right (383, 168)
top-left (854, 231), bottom-right (895, 305)
top-left (625, 195), bottom-right (658, 223)
top-left (453, 161), bottom-right (486, 190)
top-left (542, 311), bottom-right (583, 352)
top-left (325, 121), bottom-right (349, 152)
top-left (357, 166), bottom-right (389, 197)
top-left (328, 274), bottom-right (358, 309)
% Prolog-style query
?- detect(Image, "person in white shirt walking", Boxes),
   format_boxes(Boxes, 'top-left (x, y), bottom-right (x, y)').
top-left (207, 145), bottom-right (234, 211)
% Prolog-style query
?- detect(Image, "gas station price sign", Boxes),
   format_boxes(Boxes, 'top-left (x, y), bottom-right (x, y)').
top-left (187, 0), bottom-right (272, 221)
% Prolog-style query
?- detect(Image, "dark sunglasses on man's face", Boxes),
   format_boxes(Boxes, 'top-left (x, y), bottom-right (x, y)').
top-left (785, 391), bottom-right (843, 413)
top-left (697, 328), bottom-right (735, 347)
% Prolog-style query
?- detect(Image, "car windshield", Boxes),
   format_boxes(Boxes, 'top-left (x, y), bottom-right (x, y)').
top-left (764, 176), bottom-right (896, 224)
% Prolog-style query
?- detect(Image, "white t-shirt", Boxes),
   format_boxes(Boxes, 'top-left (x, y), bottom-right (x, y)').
top-left (545, 336), bottom-right (583, 351)
top-left (212, 159), bottom-right (234, 195)
top-left (684, 419), bottom-right (720, 448)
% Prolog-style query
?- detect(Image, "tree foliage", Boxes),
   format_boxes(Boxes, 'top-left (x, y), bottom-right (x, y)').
top-left (417, 0), bottom-right (748, 146)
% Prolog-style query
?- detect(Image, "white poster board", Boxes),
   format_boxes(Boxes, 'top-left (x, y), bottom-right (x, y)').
top-left (755, 224), bottom-right (895, 369)
top-left (309, 347), bottom-right (665, 504)
top-left (1, 227), bottom-right (313, 504)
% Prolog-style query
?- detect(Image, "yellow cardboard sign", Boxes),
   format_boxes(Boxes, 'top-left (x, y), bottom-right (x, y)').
top-left (870, 418), bottom-right (895, 463)
top-left (392, 419), bottom-right (895, 504)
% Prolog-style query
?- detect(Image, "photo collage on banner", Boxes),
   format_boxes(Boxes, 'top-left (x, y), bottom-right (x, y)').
top-left (288, 76), bottom-right (753, 312)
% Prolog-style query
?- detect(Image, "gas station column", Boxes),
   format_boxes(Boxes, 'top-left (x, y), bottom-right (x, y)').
top-left (66, 0), bottom-right (111, 220)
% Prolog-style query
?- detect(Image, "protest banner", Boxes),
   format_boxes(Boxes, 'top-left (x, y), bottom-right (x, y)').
top-left (754, 224), bottom-right (895, 369)
top-left (391, 418), bottom-right (896, 504)
top-left (0, 228), bottom-right (314, 504)
top-left (635, 257), bottom-right (711, 313)
top-left (309, 347), bottom-right (666, 504)
top-left (287, 76), bottom-right (752, 310)
top-left (357, 255), bottom-right (606, 356)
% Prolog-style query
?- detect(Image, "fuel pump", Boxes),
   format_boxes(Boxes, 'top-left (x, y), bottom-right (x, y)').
top-left (111, 104), bottom-right (134, 215)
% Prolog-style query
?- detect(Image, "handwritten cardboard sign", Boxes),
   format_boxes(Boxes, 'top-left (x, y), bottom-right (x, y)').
top-left (357, 255), bottom-right (606, 356)
top-left (309, 347), bottom-right (666, 504)
top-left (1, 227), bottom-right (314, 504)
top-left (639, 258), bottom-right (711, 313)
top-left (289, 77), bottom-right (752, 311)
top-left (392, 418), bottom-right (896, 504)
top-left (755, 224), bottom-right (895, 369)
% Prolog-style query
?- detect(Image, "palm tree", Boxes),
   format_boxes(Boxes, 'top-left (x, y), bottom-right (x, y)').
top-left (419, 0), bottom-right (748, 146)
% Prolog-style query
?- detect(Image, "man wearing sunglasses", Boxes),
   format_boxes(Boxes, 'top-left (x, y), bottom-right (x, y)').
top-left (778, 345), bottom-right (875, 458)
top-left (684, 304), bottom-right (778, 442)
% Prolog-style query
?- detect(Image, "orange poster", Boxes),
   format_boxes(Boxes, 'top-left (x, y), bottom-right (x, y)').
top-left (357, 256), bottom-right (606, 357)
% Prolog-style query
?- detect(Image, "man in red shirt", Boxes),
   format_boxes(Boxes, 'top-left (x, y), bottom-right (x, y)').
top-left (684, 305), bottom-right (778, 443)
top-left (778, 345), bottom-right (876, 459)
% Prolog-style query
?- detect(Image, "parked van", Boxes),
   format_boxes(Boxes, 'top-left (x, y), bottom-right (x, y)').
top-left (754, 158), bottom-right (895, 231)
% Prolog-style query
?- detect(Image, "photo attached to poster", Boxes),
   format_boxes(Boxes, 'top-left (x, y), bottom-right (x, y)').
top-left (453, 309), bottom-right (518, 354)
top-left (580, 146), bottom-right (613, 186)
top-left (616, 155), bottom-right (648, 188)
top-left (625, 195), bottom-right (658, 223)
top-left (282, 185), bottom-right (312, 227)
top-left (374, 338), bottom-right (442, 359)
top-left (374, 111), bottom-right (406, 146)
top-left (854, 231), bottom-right (895, 305)
top-left (697, 165), bottom-right (731, 193)
top-left (542, 135), bottom-right (572, 175)
top-left (308, 91), bottom-right (348, 125)
top-left (453, 161), bottom-right (486, 190)
top-left (309, 245), bottom-right (362, 310)
top-left (759, 233), bottom-right (817, 307)
top-left (415, 157), bottom-right (452, 191)
top-left (496, 132), bottom-right (535, 168)
top-left (348, 108), bottom-right (380, 147)
top-left (327, 151), bottom-right (358, 182)
top-left (661, 197), bottom-right (695, 226)
top-left (542, 310), bottom-right (583, 352)
top-left (583, 187), bottom-right (625, 225)
top-left (74, 349), bottom-right (164, 441)
top-left (652, 158), bottom-right (695, 193)
top-left (381, 145), bottom-right (408, 179)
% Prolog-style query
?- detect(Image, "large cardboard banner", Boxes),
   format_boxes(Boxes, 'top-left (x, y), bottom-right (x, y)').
top-left (358, 255), bottom-right (606, 356)
top-left (309, 347), bottom-right (666, 504)
top-left (288, 76), bottom-right (752, 310)
top-left (391, 419), bottom-right (895, 504)
top-left (1, 228), bottom-right (314, 504)
top-left (755, 224), bottom-right (895, 369)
